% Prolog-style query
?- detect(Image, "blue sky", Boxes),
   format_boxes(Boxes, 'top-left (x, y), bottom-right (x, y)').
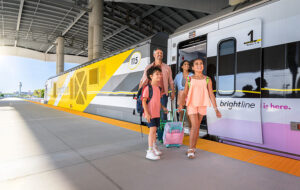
top-left (0, 56), bottom-right (78, 93)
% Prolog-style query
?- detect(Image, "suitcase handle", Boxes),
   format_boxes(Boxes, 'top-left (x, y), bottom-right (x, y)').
top-left (172, 109), bottom-right (186, 123)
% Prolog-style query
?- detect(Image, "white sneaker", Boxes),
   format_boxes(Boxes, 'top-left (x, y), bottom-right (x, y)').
top-left (184, 127), bottom-right (190, 134)
top-left (146, 150), bottom-right (160, 160)
top-left (153, 146), bottom-right (162, 156)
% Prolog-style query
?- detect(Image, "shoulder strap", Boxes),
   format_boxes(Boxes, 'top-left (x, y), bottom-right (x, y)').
top-left (206, 76), bottom-right (209, 84)
top-left (148, 84), bottom-right (153, 100)
top-left (187, 76), bottom-right (191, 88)
top-left (137, 86), bottom-right (144, 98)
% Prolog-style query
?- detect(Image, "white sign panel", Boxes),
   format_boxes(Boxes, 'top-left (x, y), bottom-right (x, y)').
top-left (207, 18), bottom-right (262, 57)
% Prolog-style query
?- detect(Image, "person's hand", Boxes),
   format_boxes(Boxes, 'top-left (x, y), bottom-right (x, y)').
top-left (162, 107), bottom-right (168, 114)
top-left (171, 92), bottom-right (175, 100)
top-left (215, 109), bottom-right (222, 118)
top-left (177, 105), bottom-right (183, 112)
top-left (145, 113), bottom-right (151, 123)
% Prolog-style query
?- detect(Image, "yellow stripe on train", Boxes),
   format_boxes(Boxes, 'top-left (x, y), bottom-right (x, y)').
top-left (47, 49), bottom-right (134, 112)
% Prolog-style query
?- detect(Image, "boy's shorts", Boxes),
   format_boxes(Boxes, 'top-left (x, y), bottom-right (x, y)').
top-left (147, 118), bottom-right (160, 128)
top-left (187, 106), bottom-right (207, 115)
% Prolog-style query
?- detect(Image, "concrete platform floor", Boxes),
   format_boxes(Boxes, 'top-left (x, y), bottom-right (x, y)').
top-left (0, 98), bottom-right (299, 190)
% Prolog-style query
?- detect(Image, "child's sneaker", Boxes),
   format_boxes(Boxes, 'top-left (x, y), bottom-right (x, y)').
top-left (153, 146), bottom-right (162, 156)
top-left (146, 150), bottom-right (160, 160)
top-left (184, 127), bottom-right (190, 134)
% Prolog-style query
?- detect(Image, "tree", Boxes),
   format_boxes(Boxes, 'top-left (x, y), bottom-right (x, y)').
top-left (33, 89), bottom-right (45, 98)
top-left (41, 89), bottom-right (44, 98)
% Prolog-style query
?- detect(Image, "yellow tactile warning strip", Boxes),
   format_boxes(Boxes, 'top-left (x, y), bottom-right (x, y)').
top-left (27, 100), bottom-right (300, 177)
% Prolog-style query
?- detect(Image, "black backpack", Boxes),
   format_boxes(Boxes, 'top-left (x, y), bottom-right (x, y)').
top-left (136, 84), bottom-right (153, 114)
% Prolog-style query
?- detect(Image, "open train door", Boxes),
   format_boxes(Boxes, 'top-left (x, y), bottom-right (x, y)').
top-left (206, 19), bottom-right (263, 144)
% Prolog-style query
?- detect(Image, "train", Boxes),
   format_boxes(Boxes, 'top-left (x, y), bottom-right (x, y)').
top-left (45, 0), bottom-right (300, 159)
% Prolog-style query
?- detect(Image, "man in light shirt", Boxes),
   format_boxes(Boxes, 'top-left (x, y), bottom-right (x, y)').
top-left (139, 48), bottom-right (175, 120)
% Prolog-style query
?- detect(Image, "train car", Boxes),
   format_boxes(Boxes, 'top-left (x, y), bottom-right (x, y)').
top-left (167, 0), bottom-right (300, 159)
top-left (44, 33), bottom-right (169, 124)
top-left (45, 0), bottom-right (300, 159)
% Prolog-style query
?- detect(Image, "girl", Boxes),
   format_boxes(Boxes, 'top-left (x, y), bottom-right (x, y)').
top-left (179, 58), bottom-right (221, 159)
top-left (174, 60), bottom-right (193, 126)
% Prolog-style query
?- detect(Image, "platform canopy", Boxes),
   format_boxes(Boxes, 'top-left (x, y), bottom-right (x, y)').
top-left (0, 0), bottom-right (231, 58)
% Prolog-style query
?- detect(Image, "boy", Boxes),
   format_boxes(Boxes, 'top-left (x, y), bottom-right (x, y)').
top-left (142, 66), bottom-right (168, 160)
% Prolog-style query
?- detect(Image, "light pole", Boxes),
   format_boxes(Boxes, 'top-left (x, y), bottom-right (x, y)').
top-left (19, 82), bottom-right (22, 97)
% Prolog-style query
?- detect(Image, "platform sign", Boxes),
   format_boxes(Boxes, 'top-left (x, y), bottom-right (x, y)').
top-left (128, 51), bottom-right (142, 70)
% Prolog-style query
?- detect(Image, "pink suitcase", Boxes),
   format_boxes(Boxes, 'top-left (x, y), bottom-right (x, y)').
top-left (163, 109), bottom-right (186, 148)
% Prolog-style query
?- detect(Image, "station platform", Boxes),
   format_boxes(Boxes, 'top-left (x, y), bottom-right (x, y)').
top-left (0, 98), bottom-right (299, 190)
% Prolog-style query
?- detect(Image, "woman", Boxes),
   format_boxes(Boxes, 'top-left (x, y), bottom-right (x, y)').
top-left (174, 60), bottom-right (193, 125)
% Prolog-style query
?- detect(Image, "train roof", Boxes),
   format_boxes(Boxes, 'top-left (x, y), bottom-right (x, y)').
top-left (170, 0), bottom-right (274, 38)
top-left (47, 32), bottom-right (168, 80)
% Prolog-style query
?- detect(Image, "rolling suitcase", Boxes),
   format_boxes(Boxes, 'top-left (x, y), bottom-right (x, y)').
top-left (163, 109), bottom-right (186, 148)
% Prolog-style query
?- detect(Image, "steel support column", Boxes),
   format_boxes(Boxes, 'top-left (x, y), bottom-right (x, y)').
top-left (93, 0), bottom-right (104, 59)
top-left (56, 37), bottom-right (64, 74)
top-left (88, 0), bottom-right (94, 61)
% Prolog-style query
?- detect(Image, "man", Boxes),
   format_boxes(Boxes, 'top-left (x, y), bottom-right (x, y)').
top-left (139, 48), bottom-right (175, 120)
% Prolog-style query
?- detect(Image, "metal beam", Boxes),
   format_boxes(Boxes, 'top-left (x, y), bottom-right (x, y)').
top-left (44, 0), bottom-right (91, 12)
top-left (76, 50), bottom-right (85, 56)
top-left (25, 0), bottom-right (41, 40)
top-left (45, 44), bottom-right (55, 54)
top-left (167, 7), bottom-right (189, 24)
top-left (104, 14), bottom-right (151, 37)
top-left (45, 9), bottom-right (87, 54)
top-left (62, 10), bottom-right (86, 36)
top-left (15, 0), bottom-right (24, 47)
top-left (103, 5), bottom-right (160, 41)
top-left (16, 0), bottom-right (24, 31)
top-left (104, 0), bottom-right (228, 14)
top-left (125, 3), bottom-right (170, 32)
top-left (42, 0), bottom-right (95, 54)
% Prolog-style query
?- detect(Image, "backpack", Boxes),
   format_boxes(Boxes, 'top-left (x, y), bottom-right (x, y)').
top-left (187, 76), bottom-right (209, 88)
top-left (136, 84), bottom-right (153, 114)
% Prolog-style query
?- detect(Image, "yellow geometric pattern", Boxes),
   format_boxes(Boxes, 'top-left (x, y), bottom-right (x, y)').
top-left (47, 73), bottom-right (68, 106)
top-left (75, 71), bottom-right (87, 105)
top-left (47, 49), bottom-right (134, 112)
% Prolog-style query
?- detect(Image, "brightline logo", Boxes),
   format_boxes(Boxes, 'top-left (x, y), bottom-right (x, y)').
top-left (220, 100), bottom-right (255, 110)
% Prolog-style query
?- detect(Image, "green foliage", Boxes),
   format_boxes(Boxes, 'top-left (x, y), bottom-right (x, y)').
top-left (33, 89), bottom-right (45, 98)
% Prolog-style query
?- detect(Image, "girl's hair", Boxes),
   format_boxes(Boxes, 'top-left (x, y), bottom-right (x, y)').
top-left (179, 60), bottom-right (191, 72)
top-left (147, 66), bottom-right (162, 80)
top-left (192, 58), bottom-right (205, 66)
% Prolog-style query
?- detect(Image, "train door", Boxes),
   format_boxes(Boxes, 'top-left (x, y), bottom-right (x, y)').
top-left (177, 35), bottom-right (207, 73)
top-left (177, 35), bottom-right (208, 136)
top-left (206, 19), bottom-right (263, 144)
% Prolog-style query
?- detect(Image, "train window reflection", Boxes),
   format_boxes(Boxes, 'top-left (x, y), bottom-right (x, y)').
top-left (217, 39), bottom-right (236, 95)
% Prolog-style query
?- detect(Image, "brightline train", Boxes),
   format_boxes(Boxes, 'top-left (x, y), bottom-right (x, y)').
top-left (45, 0), bottom-right (300, 159)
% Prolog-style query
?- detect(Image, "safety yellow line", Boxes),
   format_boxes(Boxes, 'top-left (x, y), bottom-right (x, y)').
top-left (262, 88), bottom-right (300, 92)
top-left (95, 90), bottom-right (173, 95)
top-left (236, 90), bottom-right (261, 94)
top-left (98, 91), bottom-right (137, 95)
top-left (215, 90), bottom-right (261, 94)
top-left (26, 100), bottom-right (300, 177)
top-left (94, 88), bottom-right (300, 96)
top-left (213, 88), bottom-right (300, 93)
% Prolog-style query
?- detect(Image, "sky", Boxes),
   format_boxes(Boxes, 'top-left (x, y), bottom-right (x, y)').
top-left (0, 55), bottom-right (78, 93)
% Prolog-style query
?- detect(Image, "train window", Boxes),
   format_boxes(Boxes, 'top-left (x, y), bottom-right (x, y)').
top-left (53, 82), bottom-right (57, 98)
top-left (217, 38), bottom-right (236, 95)
top-left (89, 68), bottom-right (98, 85)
